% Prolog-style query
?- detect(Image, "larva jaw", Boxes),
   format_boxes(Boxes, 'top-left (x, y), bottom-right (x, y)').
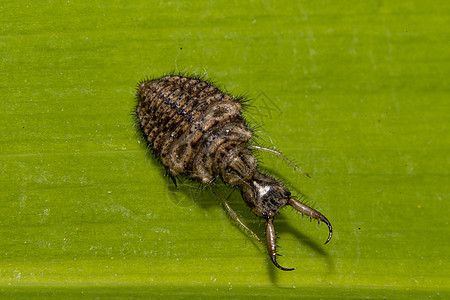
top-left (288, 198), bottom-right (333, 244)
top-left (265, 218), bottom-right (296, 271)
top-left (265, 199), bottom-right (333, 271)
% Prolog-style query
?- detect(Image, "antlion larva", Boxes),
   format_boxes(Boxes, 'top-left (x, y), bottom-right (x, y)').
top-left (135, 74), bottom-right (332, 271)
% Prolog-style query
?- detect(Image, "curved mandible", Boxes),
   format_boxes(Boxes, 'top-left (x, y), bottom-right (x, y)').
top-left (288, 198), bottom-right (333, 244)
top-left (265, 218), bottom-right (296, 271)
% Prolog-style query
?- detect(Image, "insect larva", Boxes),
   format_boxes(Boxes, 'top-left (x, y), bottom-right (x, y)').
top-left (135, 74), bottom-right (332, 271)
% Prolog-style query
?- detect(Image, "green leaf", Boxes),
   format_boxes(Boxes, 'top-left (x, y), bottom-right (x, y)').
top-left (1, 0), bottom-right (448, 298)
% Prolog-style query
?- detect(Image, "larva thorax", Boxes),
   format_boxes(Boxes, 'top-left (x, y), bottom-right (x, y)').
top-left (136, 75), bottom-right (332, 271)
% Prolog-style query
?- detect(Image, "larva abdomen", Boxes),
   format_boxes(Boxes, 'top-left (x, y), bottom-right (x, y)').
top-left (136, 75), bottom-right (250, 183)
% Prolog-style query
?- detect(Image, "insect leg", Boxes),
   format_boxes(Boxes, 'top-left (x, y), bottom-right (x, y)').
top-left (165, 168), bottom-right (178, 188)
top-left (265, 218), bottom-right (295, 271)
top-left (211, 185), bottom-right (262, 244)
top-left (288, 198), bottom-right (333, 244)
top-left (249, 145), bottom-right (310, 178)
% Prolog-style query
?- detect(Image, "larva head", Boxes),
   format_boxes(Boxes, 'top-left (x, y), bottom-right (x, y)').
top-left (240, 172), bottom-right (291, 219)
top-left (241, 173), bottom-right (333, 271)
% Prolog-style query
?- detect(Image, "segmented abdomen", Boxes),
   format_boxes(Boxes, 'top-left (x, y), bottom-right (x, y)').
top-left (136, 75), bottom-right (252, 183)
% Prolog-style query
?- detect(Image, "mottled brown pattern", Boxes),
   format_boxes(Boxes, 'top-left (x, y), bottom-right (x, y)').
top-left (136, 75), bottom-right (250, 184)
top-left (136, 75), bottom-right (332, 271)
